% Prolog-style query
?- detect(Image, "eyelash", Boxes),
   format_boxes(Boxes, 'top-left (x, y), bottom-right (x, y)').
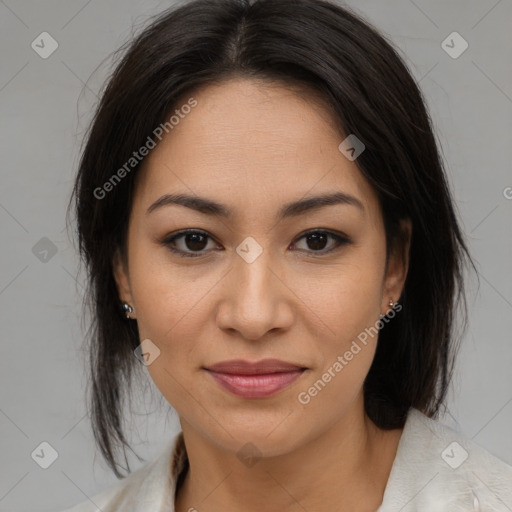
top-left (161, 229), bottom-right (351, 258)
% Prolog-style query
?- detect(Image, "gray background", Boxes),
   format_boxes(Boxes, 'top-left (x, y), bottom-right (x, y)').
top-left (1, 0), bottom-right (511, 511)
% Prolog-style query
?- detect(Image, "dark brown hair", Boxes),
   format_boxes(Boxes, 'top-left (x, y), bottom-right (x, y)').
top-left (67, 0), bottom-right (477, 478)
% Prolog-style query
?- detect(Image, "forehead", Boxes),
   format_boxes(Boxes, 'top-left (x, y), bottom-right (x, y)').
top-left (133, 78), bottom-right (379, 222)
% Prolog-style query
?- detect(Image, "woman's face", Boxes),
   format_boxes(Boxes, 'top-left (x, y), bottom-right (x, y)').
top-left (114, 78), bottom-right (409, 456)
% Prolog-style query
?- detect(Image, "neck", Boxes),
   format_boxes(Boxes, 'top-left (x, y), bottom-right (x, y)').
top-left (175, 397), bottom-right (404, 512)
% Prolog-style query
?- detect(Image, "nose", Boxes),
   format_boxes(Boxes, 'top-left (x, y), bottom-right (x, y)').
top-left (215, 247), bottom-right (294, 341)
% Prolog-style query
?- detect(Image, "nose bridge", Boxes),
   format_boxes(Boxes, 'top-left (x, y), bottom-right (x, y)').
top-left (237, 245), bottom-right (275, 304)
top-left (217, 240), bottom-right (291, 339)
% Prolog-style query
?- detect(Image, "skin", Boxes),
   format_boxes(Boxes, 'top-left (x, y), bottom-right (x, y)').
top-left (113, 78), bottom-right (412, 512)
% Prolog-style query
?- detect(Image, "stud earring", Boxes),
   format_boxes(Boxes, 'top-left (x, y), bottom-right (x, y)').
top-left (379, 299), bottom-right (396, 319)
top-left (121, 301), bottom-right (134, 319)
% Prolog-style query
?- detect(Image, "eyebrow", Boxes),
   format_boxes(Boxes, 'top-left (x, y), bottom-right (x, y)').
top-left (146, 191), bottom-right (365, 220)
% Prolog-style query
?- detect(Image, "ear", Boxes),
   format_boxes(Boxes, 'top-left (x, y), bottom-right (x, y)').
top-left (381, 218), bottom-right (412, 311)
top-left (112, 247), bottom-right (134, 306)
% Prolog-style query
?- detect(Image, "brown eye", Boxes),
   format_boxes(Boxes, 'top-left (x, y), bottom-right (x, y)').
top-left (181, 232), bottom-right (208, 251)
top-left (305, 232), bottom-right (329, 250)
top-left (291, 230), bottom-right (350, 255)
top-left (163, 230), bottom-right (218, 257)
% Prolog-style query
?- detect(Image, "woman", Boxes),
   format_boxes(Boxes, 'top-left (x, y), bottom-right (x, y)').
top-left (64, 0), bottom-right (512, 510)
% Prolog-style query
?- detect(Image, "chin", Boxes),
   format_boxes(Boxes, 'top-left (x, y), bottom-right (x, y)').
top-left (210, 416), bottom-right (306, 457)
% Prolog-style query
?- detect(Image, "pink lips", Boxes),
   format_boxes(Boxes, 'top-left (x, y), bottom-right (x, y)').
top-left (204, 359), bottom-right (307, 398)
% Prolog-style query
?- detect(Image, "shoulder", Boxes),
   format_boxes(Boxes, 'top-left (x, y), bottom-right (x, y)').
top-left (59, 432), bottom-right (182, 512)
top-left (378, 408), bottom-right (512, 511)
top-left (60, 477), bottom-right (130, 512)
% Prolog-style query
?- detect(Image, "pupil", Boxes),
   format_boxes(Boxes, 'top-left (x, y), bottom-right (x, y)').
top-left (186, 233), bottom-right (207, 251)
top-left (308, 233), bottom-right (327, 250)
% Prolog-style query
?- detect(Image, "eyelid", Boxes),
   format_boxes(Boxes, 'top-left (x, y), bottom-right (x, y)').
top-left (161, 229), bottom-right (219, 258)
top-left (290, 229), bottom-right (351, 256)
top-left (161, 228), bottom-right (351, 258)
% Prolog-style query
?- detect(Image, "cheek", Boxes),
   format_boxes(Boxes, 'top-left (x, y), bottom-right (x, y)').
top-left (128, 235), bottom-right (209, 329)
top-left (296, 244), bottom-right (385, 408)
top-left (126, 242), bottom-right (195, 367)
top-left (308, 250), bottom-right (385, 344)
top-left (129, 251), bottom-right (205, 409)
top-left (295, 261), bottom-right (383, 417)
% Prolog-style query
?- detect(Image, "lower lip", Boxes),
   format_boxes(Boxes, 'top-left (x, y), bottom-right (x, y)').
top-left (206, 369), bottom-right (305, 398)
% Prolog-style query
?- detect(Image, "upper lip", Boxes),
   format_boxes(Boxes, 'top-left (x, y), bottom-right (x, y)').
top-left (204, 359), bottom-right (306, 375)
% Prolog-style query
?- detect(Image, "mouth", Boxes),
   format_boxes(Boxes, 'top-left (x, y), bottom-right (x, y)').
top-left (203, 359), bottom-right (308, 398)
